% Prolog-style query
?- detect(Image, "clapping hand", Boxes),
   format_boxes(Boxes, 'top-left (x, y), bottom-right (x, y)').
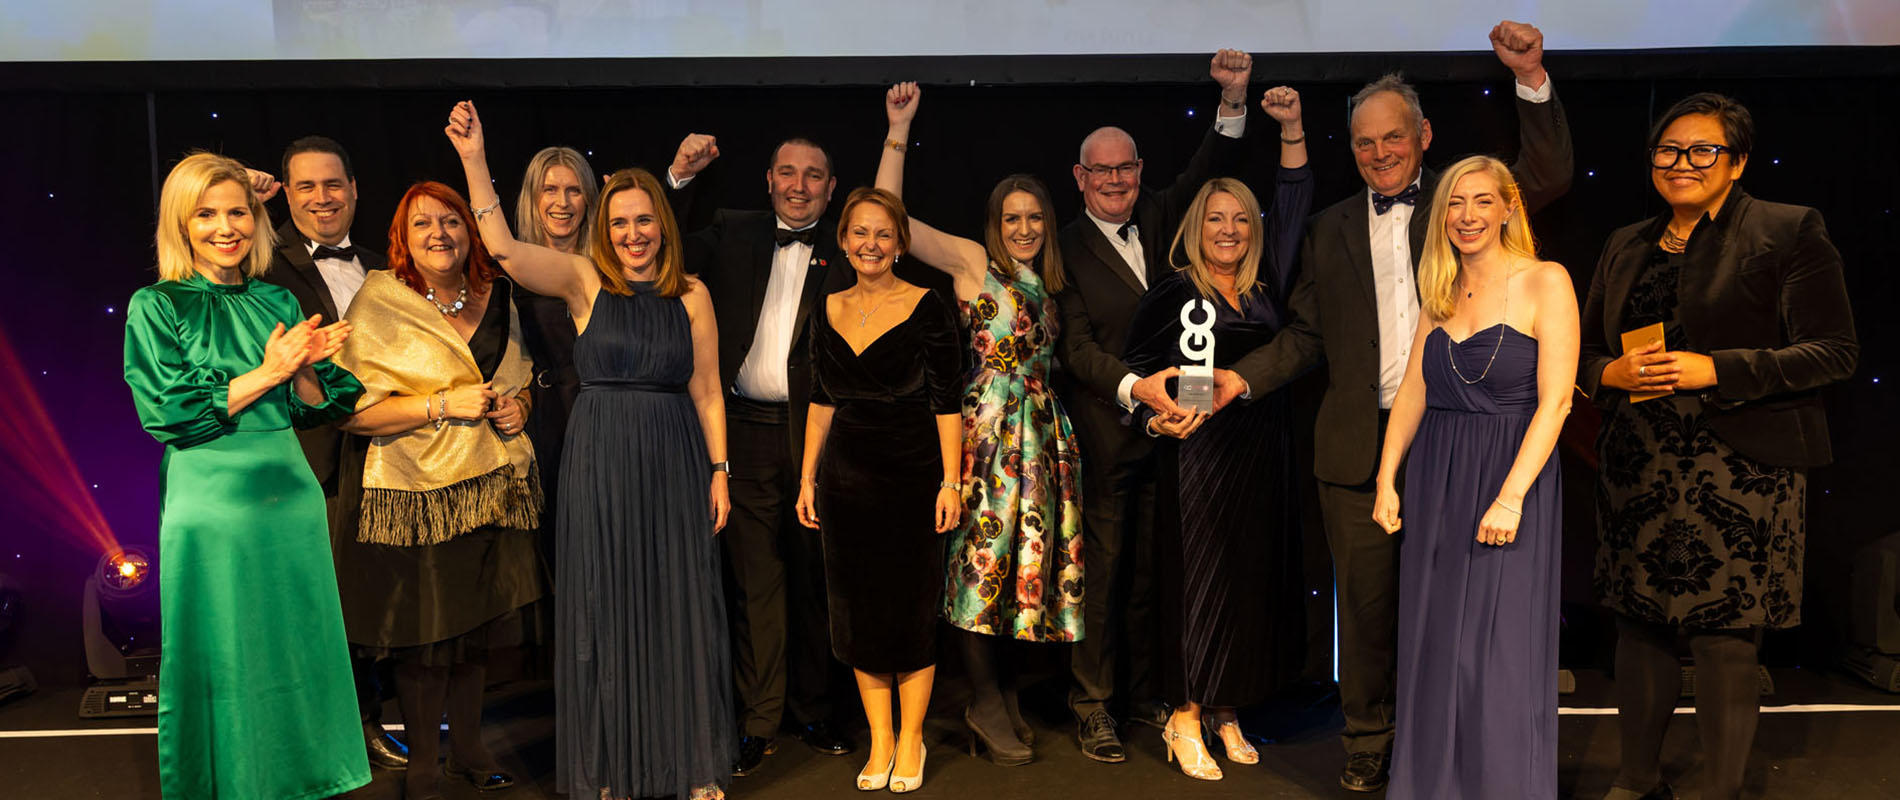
top-left (1210, 49), bottom-right (1253, 104)
top-left (261, 318), bottom-right (319, 383)
top-left (670, 133), bottom-right (721, 182)
top-left (244, 168), bottom-right (282, 203)
top-left (1490, 20), bottom-right (1547, 88)
top-left (302, 315), bottom-right (351, 367)
top-left (444, 101), bottom-right (486, 160)
top-left (885, 81), bottom-right (921, 127)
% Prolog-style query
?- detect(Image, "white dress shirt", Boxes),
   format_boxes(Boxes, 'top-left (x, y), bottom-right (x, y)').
top-left (1365, 76), bottom-right (1555, 409)
top-left (1110, 110), bottom-right (1247, 411)
top-left (733, 220), bottom-right (816, 403)
top-left (308, 235), bottom-right (368, 317)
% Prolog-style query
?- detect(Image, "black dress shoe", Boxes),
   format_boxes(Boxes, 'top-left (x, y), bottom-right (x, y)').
top-left (793, 721), bottom-right (854, 756)
top-left (442, 756), bottom-right (515, 791)
top-left (733, 735), bottom-right (773, 777)
top-left (1339, 751), bottom-right (1390, 792)
top-left (1075, 709), bottom-right (1126, 763)
top-left (367, 731), bottom-right (410, 769)
top-left (1126, 700), bottom-right (1172, 731)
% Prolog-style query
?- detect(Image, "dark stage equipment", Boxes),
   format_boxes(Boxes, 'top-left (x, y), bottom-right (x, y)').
top-left (0, 571), bottom-right (32, 705)
top-left (79, 548), bottom-right (159, 718)
top-left (1843, 533), bottom-right (1900, 692)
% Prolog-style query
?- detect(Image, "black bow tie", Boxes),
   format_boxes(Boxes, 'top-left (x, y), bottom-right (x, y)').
top-left (1371, 184), bottom-right (1420, 215)
top-left (1116, 222), bottom-right (1136, 242)
top-left (774, 227), bottom-right (815, 248)
top-left (312, 244), bottom-right (359, 261)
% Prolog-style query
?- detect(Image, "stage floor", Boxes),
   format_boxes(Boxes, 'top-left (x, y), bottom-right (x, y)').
top-left (3, 667), bottom-right (1895, 799)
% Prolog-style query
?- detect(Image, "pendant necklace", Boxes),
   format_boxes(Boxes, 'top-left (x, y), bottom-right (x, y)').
top-left (426, 280), bottom-right (469, 317)
top-left (855, 290), bottom-right (898, 327)
top-left (1447, 270), bottom-right (1510, 385)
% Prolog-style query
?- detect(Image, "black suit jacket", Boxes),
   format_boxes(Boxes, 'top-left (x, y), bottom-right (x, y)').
top-left (1253, 88), bottom-right (1574, 486)
top-left (1577, 188), bottom-right (1857, 467)
top-left (1054, 124), bottom-right (1247, 471)
top-left (259, 219), bottom-right (387, 492)
top-left (684, 209), bottom-right (851, 458)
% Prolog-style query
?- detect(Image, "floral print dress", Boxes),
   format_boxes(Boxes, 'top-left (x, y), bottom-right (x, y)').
top-left (943, 263), bottom-right (1085, 641)
top-left (1594, 247), bottom-right (1806, 630)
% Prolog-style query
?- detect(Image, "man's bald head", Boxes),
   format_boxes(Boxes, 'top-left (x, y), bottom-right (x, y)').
top-left (1074, 126), bottom-right (1145, 223)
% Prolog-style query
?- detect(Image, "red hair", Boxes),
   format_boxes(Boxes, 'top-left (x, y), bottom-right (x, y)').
top-left (386, 181), bottom-right (501, 298)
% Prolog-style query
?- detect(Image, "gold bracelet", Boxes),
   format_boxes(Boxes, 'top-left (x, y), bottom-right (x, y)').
top-left (884, 138), bottom-right (907, 153)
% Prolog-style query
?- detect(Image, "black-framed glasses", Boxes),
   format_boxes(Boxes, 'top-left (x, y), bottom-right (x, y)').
top-left (1649, 144), bottom-right (1732, 170)
top-left (1081, 160), bottom-right (1141, 180)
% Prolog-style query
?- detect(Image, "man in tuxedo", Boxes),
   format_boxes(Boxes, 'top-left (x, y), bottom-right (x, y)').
top-left (1054, 49), bottom-right (1256, 764)
top-left (1230, 20), bottom-right (1574, 792)
top-left (257, 135), bottom-right (407, 770)
top-left (668, 135), bottom-right (859, 776)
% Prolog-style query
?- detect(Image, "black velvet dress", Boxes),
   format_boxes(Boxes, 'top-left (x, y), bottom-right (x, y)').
top-left (809, 288), bottom-right (963, 673)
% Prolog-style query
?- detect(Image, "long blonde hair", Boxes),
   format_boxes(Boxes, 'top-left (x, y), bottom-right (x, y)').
top-left (513, 146), bottom-right (598, 258)
top-left (1167, 177), bottom-right (1264, 304)
top-left (1417, 155), bottom-right (1537, 321)
top-left (155, 152), bottom-right (275, 281)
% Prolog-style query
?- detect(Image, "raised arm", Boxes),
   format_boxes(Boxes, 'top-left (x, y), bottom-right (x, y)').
top-left (1153, 50), bottom-right (1254, 222)
top-left (1490, 21), bottom-right (1574, 213)
top-left (877, 82), bottom-right (987, 296)
top-left (445, 101), bottom-right (597, 311)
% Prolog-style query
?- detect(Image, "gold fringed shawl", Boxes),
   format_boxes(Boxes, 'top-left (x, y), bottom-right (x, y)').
top-left (336, 271), bottom-right (542, 546)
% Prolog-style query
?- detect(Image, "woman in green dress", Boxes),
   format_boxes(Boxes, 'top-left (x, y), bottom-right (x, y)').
top-left (123, 152), bottom-right (371, 799)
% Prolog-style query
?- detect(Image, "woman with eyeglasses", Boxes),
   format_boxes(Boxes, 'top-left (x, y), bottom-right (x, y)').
top-left (1578, 93), bottom-right (1856, 800)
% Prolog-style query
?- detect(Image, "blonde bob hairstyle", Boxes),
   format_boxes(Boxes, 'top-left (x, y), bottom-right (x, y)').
top-left (513, 146), bottom-right (599, 258)
top-left (155, 152), bottom-right (275, 282)
top-left (1417, 155), bottom-right (1537, 321)
top-left (588, 168), bottom-right (688, 298)
top-left (1167, 177), bottom-right (1265, 305)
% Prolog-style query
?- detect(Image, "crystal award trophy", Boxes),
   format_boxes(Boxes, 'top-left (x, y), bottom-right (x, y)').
top-left (1175, 298), bottom-right (1216, 411)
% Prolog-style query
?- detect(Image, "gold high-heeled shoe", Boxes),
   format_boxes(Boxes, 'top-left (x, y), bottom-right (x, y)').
top-left (856, 751), bottom-right (894, 791)
top-left (889, 743), bottom-right (928, 793)
top-left (1204, 716), bottom-right (1258, 765)
top-left (1161, 726), bottom-right (1223, 781)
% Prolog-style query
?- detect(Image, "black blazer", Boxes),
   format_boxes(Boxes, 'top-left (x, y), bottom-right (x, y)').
top-left (1250, 88), bottom-right (1574, 487)
top-left (683, 209), bottom-right (850, 458)
top-left (259, 219), bottom-right (387, 493)
top-left (1053, 124), bottom-right (1247, 470)
top-left (1578, 188), bottom-right (1857, 467)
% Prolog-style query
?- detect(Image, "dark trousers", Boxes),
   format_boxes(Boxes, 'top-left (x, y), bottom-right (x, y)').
top-left (1068, 445), bottom-right (1160, 720)
top-left (723, 410), bottom-right (835, 739)
top-left (1318, 478), bottom-right (1398, 755)
top-left (1317, 411), bottom-right (1400, 756)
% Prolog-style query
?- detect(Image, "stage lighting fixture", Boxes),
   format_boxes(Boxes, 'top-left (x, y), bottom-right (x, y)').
top-left (79, 548), bottom-right (160, 718)
top-left (1843, 532), bottom-right (1900, 692)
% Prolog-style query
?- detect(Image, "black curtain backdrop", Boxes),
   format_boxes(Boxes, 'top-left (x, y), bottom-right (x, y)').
top-left (1, 48), bottom-right (1893, 691)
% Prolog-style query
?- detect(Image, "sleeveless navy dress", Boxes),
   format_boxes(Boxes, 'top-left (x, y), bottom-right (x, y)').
top-left (554, 282), bottom-right (734, 799)
top-left (1390, 324), bottom-right (1560, 800)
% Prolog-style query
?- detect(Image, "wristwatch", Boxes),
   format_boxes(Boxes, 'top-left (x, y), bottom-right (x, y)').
top-left (711, 461), bottom-right (732, 477)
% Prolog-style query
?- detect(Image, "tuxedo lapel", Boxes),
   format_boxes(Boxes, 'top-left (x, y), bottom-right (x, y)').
top-left (1338, 198), bottom-right (1378, 313)
top-left (793, 235), bottom-right (837, 342)
top-left (1407, 168), bottom-right (1438, 271)
top-left (273, 221), bottom-right (339, 321)
top-left (1079, 218), bottom-right (1145, 297)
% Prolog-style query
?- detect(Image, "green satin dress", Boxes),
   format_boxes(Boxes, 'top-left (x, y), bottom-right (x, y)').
top-left (123, 273), bottom-right (372, 800)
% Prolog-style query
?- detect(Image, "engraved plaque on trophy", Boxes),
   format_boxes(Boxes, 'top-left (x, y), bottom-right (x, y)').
top-left (1175, 298), bottom-right (1216, 411)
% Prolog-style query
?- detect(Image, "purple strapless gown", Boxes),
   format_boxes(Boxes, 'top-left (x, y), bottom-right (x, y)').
top-left (1390, 323), bottom-right (1560, 800)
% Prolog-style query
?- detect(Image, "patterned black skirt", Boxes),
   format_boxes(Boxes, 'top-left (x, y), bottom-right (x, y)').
top-left (1594, 393), bottom-right (1806, 630)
